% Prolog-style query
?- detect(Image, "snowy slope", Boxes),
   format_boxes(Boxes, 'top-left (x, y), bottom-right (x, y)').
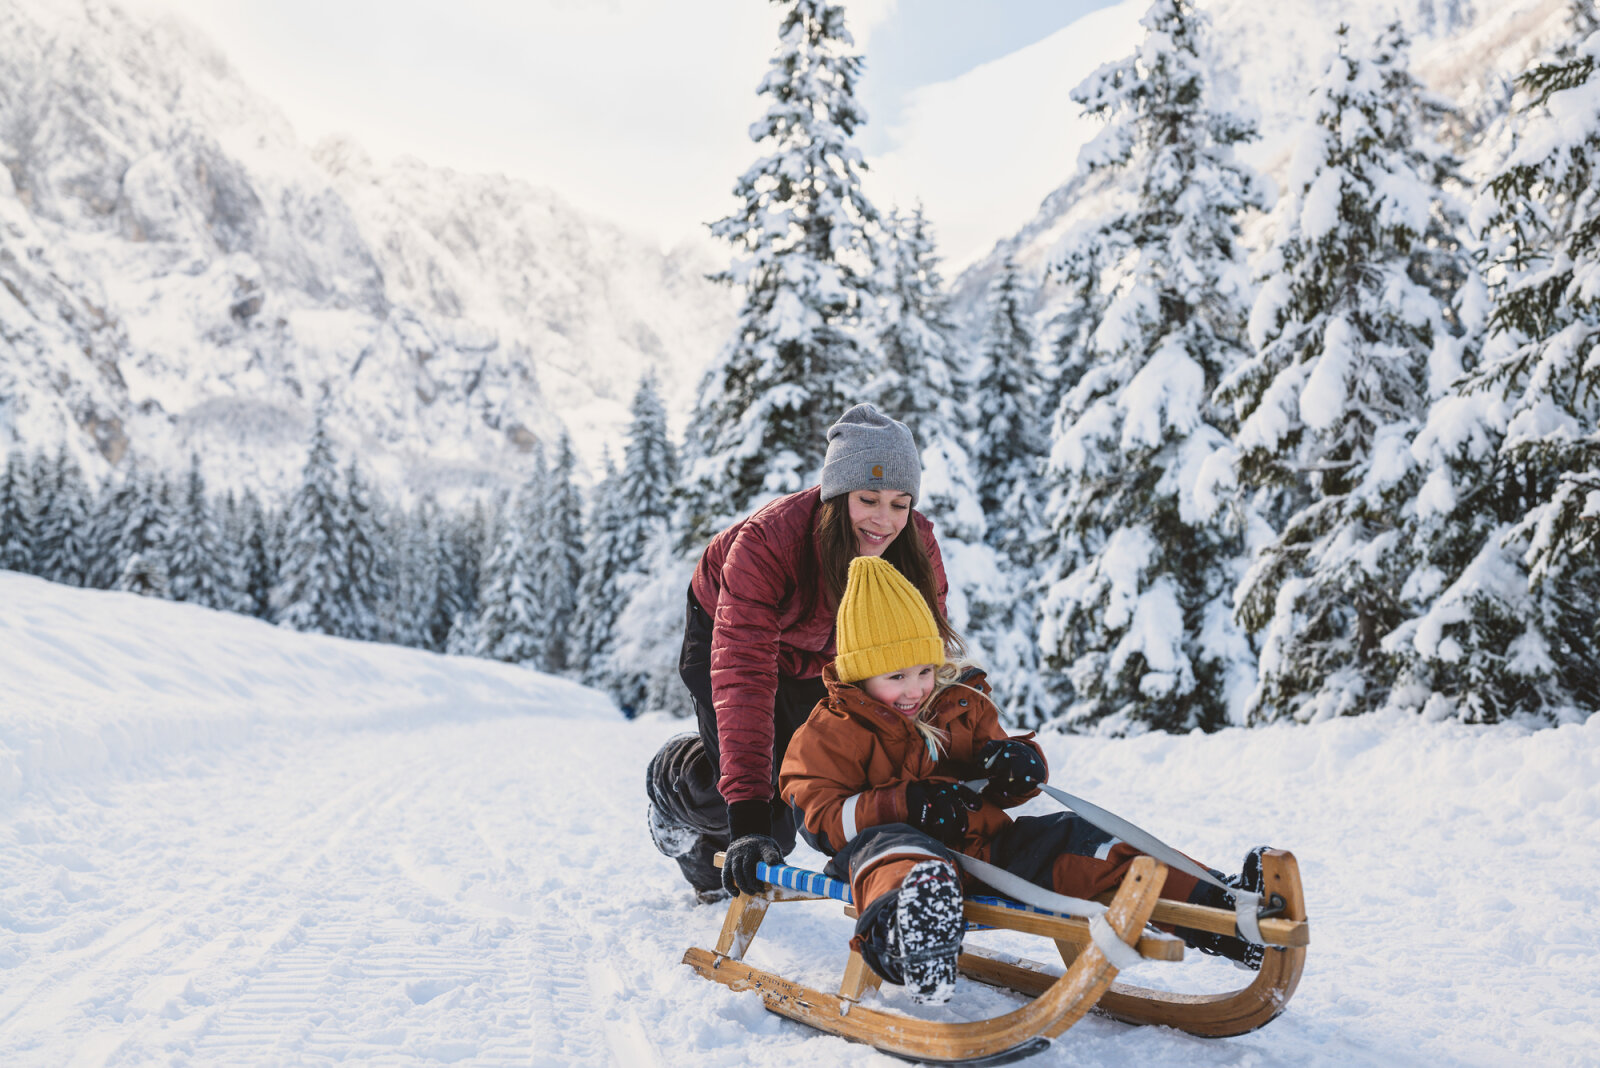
top-left (3, 569), bottom-right (1597, 1066)
top-left (0, 0), bottom-right (732, 496)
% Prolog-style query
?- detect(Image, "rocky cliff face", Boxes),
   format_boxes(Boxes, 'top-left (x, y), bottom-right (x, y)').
top-left (0, 0), bottom-right (733, 496)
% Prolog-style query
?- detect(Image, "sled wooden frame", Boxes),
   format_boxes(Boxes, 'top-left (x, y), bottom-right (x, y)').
top-left (682, 849), bottom-right (1308, 1064)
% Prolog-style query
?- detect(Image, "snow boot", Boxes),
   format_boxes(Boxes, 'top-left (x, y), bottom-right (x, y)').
top-left (648, 803), bottom-right (728, 904)
top-left (884, 860), bottom-right (965, 1004)
top-left (1177, 846), bottom-right (1270, 971)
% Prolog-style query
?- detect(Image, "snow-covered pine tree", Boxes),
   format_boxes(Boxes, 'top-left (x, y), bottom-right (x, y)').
top-left (275, 410), bottom-right (349, 636)
top-left (32, 445), bottom-right (93, 587)
top-left (166, 454), bottom-right (235, 610)
top-left (109, 464), bottom-right (170, 598)
top-left (86, 469), bottom-right (132, 590)
top-left (1387, 22), bottom-right (1600, 723)
top-left (961, 254), bottom-right (1059, 726)
top-left (1035, 0), bottom-right (1265, 734)
top-left (1217, 23), bottom-right (1466, 724)
top-left (339, 460), bottom-right (388, 643)
top-left (236, 489), bottom-right (277, 620)
top-left (476, 464), bottom-right (546, 667)
top-left (532, 433), bottom-right (584, 672)
top-left (875, 205), bottom-right (983, 545)
top-left (678, 0), bottom-right (882, 542)
top-left (618, 374), bottom-right (679, 547)
top-left (572, 452), bottom-right (631, 694)
top-left (443, 499), bottom-right (488, 654)
top-left (969, 255), bottom-right (1047, 568)
top-left (577, 372), bottom-right (683, 702)
top-left (0, 449), bottom-right (36, 573)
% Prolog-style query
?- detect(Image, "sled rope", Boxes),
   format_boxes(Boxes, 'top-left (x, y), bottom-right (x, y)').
top-left (757, 858), bottom-right (1142, 969)
top-left (954, 853), bottom-right (1143, 971)
top-left (967, 778), bottom-right (1266, 945)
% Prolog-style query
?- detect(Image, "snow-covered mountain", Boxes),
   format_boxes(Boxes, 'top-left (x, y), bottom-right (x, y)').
top-left (0, 0), bottom-right (733, 497)
top-left (947, 0), bottom-right (1575, 329)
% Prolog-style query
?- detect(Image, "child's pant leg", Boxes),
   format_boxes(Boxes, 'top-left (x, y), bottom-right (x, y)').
top-left (824, 823), bottom-right (958, 984)
top-left (977, 812), bottom-right (1205, 904)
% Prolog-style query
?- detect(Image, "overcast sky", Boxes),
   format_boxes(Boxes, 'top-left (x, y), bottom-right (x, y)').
top-left (126, 0), bottom-right (1122, 267)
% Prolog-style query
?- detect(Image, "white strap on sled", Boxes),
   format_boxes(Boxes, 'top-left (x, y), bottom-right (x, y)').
top-left (954, 854), bottom-right (1142, 971)
top-left (966, 779), bottom-right (1267, 946)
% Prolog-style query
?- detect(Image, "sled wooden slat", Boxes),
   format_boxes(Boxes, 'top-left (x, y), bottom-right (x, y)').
top-left (961, 901), bottom-right (1184, 961)
top-left (957, 850), bottom-right (1309, 1038)
top-left (684, 857), bottom-right (1166, 1064)
top-left (1146, 899), bottom-right (1309, 947)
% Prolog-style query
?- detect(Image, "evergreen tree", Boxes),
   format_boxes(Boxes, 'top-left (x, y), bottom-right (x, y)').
top-left (87, 469), bottom-right (134, 590)
top-left (237, 489), bottom-right (277, 620)
top-left (618, 373), bottom-right (679, 550)
top-left (1038, 0), bottom-right (1267, 734)
top-left (32, 445), bottom-right (93, 587)
top-left (875, 206), bottom-right (983, 544)
top-left (275, 410), bottom-right (349, 636)
top-left (533, 433), bottom-right (584, 672)
top-left (0, 449), bottom-right (36, 573)
top-left (443, 499), bottom-right (488, 652)
top-left (969, 255), bottom-right (1047, 567)
top-left (679, 0), bottom-right (881, 542)
top-left (339, 460), bottom-right (387, 642)
top-left (477, 466), bottom-right (545, 667)
top-left (1386, 22), bottom-right (1600, 723)
top-left (110, 464), bottom-right (170, 598)
top-left (572, 452), bottom-right (634, 698)
top-left (1217, 23), bottom-right (1468, 723)
top-left (166, 454), bottom-right (234, 610)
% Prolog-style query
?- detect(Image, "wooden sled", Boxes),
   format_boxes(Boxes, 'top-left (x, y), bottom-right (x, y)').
top-left (682, 850), bottom-right (1308, 1064)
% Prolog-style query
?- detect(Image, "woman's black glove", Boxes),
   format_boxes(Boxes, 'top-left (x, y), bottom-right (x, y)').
top-left (905, 781), bottom-right (983, 845)
top-left (722, 799), bottom-right (782, 896)
top-left (722, 834), bottom-right (783, 896)
top-left (977, 739), bottom-right (1046, 800)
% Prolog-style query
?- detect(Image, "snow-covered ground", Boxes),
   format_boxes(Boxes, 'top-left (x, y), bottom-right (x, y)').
top-left (2, 570), bottom-right (1596, 1066)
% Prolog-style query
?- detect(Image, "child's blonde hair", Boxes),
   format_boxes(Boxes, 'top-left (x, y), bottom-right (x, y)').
top-left (908, 656), bottom-right (994, 760)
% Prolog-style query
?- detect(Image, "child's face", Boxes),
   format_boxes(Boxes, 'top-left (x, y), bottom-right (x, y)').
top-left (860, 663), bottom-right (938, 716)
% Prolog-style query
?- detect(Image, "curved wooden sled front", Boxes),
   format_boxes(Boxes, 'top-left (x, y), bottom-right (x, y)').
top-left (957, 848), bottom-right (1308, 1037)
top-left (683, 856), bottom-right (1167, 1064)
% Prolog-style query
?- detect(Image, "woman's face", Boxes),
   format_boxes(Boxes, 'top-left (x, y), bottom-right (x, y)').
top-left (847, 490), bottom-right (912, 557)
top-left (861, 663), bottom-right (938, 716)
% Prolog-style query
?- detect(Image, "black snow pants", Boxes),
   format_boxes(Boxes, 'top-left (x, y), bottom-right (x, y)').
top-left (644, 588), bottom-right (827, 894)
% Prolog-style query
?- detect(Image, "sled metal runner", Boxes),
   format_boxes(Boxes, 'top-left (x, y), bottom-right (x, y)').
top-left (682, 850), bottom-right (1308, 1063)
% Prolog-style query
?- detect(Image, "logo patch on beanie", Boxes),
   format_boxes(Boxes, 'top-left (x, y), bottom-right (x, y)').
top-left (871, 464), bottom-right (884, 480)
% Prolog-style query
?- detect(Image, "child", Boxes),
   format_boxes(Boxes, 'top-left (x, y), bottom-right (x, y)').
top-left (779, 555), bottom-right (1264, 1004)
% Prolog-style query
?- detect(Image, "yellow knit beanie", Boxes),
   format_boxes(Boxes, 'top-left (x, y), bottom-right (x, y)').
top-left (834, 556), bottom-right (944, 683)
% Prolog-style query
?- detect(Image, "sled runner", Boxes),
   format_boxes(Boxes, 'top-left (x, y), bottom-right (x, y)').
top-left (682, 849), bottom-right (1308, 1064)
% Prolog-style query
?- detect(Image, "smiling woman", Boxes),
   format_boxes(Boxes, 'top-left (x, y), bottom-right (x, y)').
top-left (644, 403), bottom-right (958, 902)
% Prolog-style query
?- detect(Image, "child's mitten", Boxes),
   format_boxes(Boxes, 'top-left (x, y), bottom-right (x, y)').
top-left (905, 781), bottom-right (982, 845)
top-left (977, 739), bottom-right (1046, 799)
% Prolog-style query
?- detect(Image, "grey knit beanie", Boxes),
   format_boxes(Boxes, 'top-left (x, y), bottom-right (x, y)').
top-left (820, 404), bottom-right (921, 504)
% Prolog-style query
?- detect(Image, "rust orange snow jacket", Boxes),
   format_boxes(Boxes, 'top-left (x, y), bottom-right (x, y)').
top-left (690, 487), bottom-right (947, 806)
top-left (778, 664), bottom-right (1044, 856)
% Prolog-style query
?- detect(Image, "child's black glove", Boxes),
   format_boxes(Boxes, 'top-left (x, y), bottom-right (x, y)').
top-left (977, 739), bottom-right (1046, 799)
top-left (905, 780), bottom-right (983, 845)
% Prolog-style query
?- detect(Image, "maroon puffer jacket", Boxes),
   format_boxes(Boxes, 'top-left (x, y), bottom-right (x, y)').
top-left (690, 487), bottom-right (947, 804)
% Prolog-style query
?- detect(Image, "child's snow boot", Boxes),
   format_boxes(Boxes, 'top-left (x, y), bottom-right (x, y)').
top-left (885, 859), bottom-right (965, 1004)
top-left (1178, 846), bottom-right (1270, 971)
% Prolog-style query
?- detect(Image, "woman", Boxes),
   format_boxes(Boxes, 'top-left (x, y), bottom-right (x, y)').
top-left (645, 404), bottom-right (954, 901)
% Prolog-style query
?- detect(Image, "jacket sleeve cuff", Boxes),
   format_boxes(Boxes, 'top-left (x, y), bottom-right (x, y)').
top-left (727, 799), bottom-right (772, 842)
